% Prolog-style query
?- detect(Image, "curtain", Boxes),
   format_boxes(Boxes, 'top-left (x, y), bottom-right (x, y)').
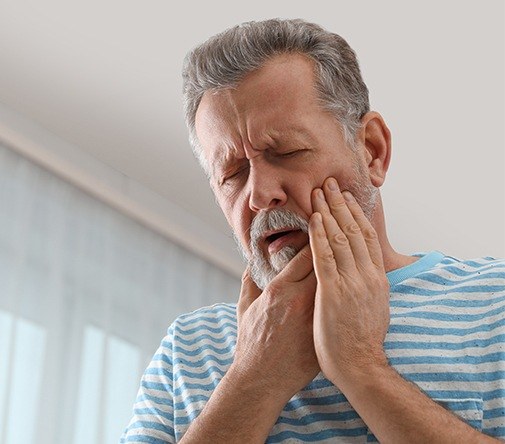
top-left (0, 142), bottom-right (240, 444)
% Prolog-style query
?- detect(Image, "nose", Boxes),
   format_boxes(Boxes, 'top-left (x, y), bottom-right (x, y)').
top-left (248, 161), bottom-right (288, 212)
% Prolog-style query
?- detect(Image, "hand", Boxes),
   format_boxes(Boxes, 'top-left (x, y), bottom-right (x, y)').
top-left (232, 244), bottom-right (320, 402)
top-left (308, 177), bottom-right (390, 389)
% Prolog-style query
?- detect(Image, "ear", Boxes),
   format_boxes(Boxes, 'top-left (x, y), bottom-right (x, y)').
top-left (356, 111), bottom-right (392, 188)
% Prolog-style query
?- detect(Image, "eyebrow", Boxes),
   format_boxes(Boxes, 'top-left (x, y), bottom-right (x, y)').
top-left (271, 127), bottom-right (317, 147)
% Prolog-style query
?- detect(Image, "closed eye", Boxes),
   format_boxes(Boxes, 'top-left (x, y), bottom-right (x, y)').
top-left (280, 151), bottom-right (299, 157)
top-left (276, 149), bottom-right (309, 159)
top-left (221, 165), bottom-right (249, 185)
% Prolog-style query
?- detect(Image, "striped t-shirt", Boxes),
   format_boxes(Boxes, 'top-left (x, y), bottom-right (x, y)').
top-left (121, 251), bottom-right (505, 442)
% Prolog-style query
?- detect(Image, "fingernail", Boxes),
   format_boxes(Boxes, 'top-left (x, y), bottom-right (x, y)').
top-left (327, 178), bottom-right (337, 191)
top-left (317, 188), bottom-right (324, 200)
top-left (343, 191), bottom-right (355, 202)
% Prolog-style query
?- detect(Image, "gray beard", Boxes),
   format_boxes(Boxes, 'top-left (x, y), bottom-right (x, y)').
top-left (249, 209), bottom-right (309, 290)
top-left (235, 171), bottom-right (378, 290)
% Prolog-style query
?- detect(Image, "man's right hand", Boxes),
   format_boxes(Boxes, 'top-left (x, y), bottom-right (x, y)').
top-left (232, 243), bottom-right (320, 403)
top-left (180, 244), bottom-right (319, 443)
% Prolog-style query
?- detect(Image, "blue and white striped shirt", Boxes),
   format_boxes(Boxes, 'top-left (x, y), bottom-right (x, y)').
top-left (121, 251), bottom-right (505, 442)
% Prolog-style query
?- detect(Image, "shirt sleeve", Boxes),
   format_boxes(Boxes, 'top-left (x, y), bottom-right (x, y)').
top-left (120, 324), bottom-right (176, 443)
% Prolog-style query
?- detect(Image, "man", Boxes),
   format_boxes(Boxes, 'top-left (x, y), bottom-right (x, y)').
top-left (121, 19), bottom-right (505, 443)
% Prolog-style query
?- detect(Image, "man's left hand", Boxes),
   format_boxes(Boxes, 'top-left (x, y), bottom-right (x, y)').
top-left (308, 176), bottom-right (391, 390)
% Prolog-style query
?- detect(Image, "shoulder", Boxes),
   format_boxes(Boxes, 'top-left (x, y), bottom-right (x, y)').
top-left (166, 303), bottom-right (238, 350)
top-left (439, 254), bottom-right (505, 270)
top-left (171, 302), bottom-right (237, 332)
top-left (433, 255), bottom-right (505, 282)
top-left (392, 253), bottom-right (505, 315)
top-left (425, 255), bottom-right (505, 323)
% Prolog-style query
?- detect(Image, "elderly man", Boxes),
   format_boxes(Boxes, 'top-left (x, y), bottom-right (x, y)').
top-left (121, 19), bottom-right (505, 443)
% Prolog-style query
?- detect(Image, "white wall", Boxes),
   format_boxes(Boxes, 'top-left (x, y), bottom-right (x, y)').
top-left (191, 0), bottom-right (505, 259)
top-left (0, 0), bottom-right (503, 266)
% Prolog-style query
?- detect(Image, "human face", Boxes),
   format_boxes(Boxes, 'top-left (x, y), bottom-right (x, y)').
top-left (195, 54), bottom-right (378, 288)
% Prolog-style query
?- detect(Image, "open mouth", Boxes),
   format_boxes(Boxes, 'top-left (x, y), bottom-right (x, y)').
top-left (262, 228), bottom-right (307, 256)
top-left (265, 229), bottom-right (298, 244)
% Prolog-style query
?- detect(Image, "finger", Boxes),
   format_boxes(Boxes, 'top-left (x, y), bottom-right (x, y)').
top-left (342, 190), bottom-right (385, 272)
top-left (237, 268), bottom-right (262, 325)
top-left (309, 212), bottom-right (339, 290)
top-left (311, 186), bottom-right (356, 273)
top-left (324, 177), bottom-right (374, 271)
top-left (275, 243), bottom-right (314, 283)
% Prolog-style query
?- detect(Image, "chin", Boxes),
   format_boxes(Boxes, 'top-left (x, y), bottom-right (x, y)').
top-left (270, 245), bottom-right (300, 273)
top-left (250, 244), bottom-right (301, 290)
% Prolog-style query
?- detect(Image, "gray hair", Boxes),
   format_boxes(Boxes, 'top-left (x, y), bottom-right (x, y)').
top-left (182, 18), bottom-right (370, 174)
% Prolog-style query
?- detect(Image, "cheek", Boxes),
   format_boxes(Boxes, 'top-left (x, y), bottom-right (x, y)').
top-left (217, 193), bottom-right (251, 243)
top-left (297, 174), bottom-right (323, 215)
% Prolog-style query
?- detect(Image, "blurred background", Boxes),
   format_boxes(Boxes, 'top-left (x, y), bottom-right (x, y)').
top-left (0, 1), bottom-right (503, 443)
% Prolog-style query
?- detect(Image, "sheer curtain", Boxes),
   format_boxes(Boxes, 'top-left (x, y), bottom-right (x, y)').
top-left (0, 142), bottom-right (240, 444)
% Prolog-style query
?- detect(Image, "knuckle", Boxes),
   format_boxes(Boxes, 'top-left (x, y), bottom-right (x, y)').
top-left (362, 227), bottom-right (378, 240)
top-left (332, 233), bottom-right (349, 245)
top-left (284, 295), bottom-right (300, 312)
top-left (285, 292), bottom-right (310, 314)
top-left (265, 281), bottom-right (283, 299)
top-left (329, 200), bottom-right (347, 212)
top-left (342, 222), bottom-right (361, 235)
top-left (320, 250), bottom-right (335, 264)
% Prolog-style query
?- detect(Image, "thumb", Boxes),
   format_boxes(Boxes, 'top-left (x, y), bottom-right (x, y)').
top-left (237, 268), bottom-right (262, 326)
top-left (275, 243), bottom-right (313, 284)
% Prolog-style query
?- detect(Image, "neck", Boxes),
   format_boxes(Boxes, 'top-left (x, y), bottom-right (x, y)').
top-left (369, 193), bottom-right (419, 273)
